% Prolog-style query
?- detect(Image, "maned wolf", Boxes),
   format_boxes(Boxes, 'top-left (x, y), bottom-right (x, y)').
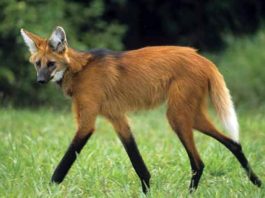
top-left (21, 26), bottom-right (261, 194)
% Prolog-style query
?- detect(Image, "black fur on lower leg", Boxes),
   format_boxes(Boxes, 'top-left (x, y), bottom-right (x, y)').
top-left (189, 161), bottom-right (205, 193)
top-left (141, 179), bottom-right (150, 194)
top-left (51, 132), bottom-right (92, 183)
top-left (224, 140), bottom-right (262, 187)
top-left (119, 134), bottom-right (151, 194)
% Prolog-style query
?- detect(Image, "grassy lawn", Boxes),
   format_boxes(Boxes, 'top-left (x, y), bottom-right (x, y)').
top-left (0, 107), bottom-right (264, 197)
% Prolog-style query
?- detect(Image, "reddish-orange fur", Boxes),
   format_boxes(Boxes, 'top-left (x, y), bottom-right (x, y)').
top-left (26, 35), bottom-right (219, 138)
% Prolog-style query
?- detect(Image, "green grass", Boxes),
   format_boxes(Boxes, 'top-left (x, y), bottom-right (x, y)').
top-left (0, 107), bottom-right (264, 197)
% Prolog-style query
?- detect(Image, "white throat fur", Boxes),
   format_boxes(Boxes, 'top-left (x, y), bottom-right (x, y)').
top-left (51, 68), bottom-right (66, 82)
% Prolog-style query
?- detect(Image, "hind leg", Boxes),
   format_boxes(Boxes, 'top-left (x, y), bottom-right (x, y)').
top-left (194, 112), bottom-right (262, 187)
top-left (167, 108), bottom-right (204, 192)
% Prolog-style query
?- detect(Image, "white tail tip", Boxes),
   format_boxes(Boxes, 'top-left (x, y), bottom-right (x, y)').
top-left (222, 106), bottom-right (239, 143)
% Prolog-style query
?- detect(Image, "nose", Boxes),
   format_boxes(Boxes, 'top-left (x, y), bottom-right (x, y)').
top-left (37, 76), bottom-right (48, 84)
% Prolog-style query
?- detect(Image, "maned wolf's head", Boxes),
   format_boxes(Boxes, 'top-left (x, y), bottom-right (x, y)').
top-left (20, 26), bottom-right (69, 84)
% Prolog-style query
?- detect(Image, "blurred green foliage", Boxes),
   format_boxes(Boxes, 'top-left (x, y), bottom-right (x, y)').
top-left (212, 29), bottom-right (265, 107)
top-left (0, 0), bottom-right (126, 107)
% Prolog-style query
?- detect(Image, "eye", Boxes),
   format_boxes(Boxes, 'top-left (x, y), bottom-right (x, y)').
top-left (35, 60), bottom-right (41, 67)
top-left (47, 61), bottom-right (56, 68)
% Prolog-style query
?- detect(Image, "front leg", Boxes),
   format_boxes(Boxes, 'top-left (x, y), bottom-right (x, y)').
top-left (109, 116), bottom-right (151, 194)
top-left (51, 105), bottom-right (97, 183)
top-left (51, 131), bottom-right (93, 183)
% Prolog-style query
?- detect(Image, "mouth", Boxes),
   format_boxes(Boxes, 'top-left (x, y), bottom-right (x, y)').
top-left (37, 80), bottom-right (47, 84)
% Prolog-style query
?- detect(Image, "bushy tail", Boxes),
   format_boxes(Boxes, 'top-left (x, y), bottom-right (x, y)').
top-left (209, 68), bottom-right (239, 142)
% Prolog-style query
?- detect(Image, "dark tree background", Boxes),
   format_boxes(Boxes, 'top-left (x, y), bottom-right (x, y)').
top-left (0, 0), bottom-right (265, 107)
top-left (105, 0), bottom-right (265, 50)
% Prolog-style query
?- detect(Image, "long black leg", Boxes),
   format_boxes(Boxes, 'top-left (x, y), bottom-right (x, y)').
top-left (171, 127), bottom-right (204, 193)
top-left (118, 133), bottom-right (151, 194)
top-left (109, 116), bottom-right (151, 193)
top-left (220, 139), bottom-right (261, 187)
top-left (166, 109), bottom-right (205, 193)
top-left (194, 114), bottom-right (262, 187)
top-left (51, 132), bottom-right (93, 183)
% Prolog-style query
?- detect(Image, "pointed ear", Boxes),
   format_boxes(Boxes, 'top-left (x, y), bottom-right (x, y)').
top-left (48, 26), bottom-right (67, 53)
top-left (20, 29), bottom-right (43, 54)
